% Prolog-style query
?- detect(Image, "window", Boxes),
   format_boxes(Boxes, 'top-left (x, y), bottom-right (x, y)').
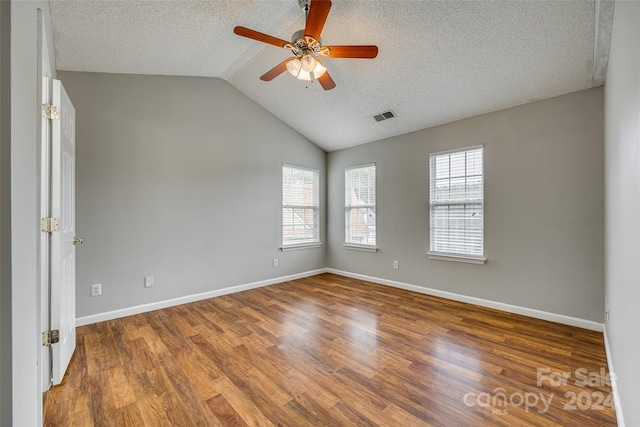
top-left (282, 165), bottom-right (320, 248)
top-left (429, 146), bottom-right (484, 262)
top-left (345, 164), bottom-right (376, 248)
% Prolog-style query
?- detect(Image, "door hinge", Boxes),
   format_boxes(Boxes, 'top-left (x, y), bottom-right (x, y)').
top-left (41, 217), bottom-right (60, 233)
top-left (42, 330), bottom-right (60, 346)
top-left (42, 104), bottom-right (60, 120)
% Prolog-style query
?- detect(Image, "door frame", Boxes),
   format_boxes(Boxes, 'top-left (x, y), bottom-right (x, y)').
top-left (38, 5), bottom-right (53, 398)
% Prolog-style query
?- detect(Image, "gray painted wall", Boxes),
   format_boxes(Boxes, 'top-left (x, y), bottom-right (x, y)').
top-left (57, 72), bottom-right (326, 318)
top-left (10, 2), bottom-right (57, 425)
top-left (0, 2), bottom-right (11, 425)
top-left (328, 88), bottom-right (605, 322)
top-left (604, 1), bottom-right (640, 425)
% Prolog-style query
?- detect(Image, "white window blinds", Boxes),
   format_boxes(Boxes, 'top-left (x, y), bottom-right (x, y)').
top-left (429, 146), bottom-right (484, 257)
top-left (282, 165), bottom-right (319, 246)
top-left (345, 164), bottom-right (376, 246)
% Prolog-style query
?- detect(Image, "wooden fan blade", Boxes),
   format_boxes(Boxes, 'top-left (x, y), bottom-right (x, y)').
top-left (318, 71), bottom-right (336, 90)
top-left (323, 45), bottom-right (378, 59)
top-left (305, 0), bottom-right (332, 39)
top-left (260, 58), bottom-right (294, 81)
top-left (234, 26), bottom-right (290, 49)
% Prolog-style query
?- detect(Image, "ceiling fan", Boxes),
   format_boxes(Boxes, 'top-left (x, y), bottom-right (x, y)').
top-left (233, 0), bottom-right (378, 90)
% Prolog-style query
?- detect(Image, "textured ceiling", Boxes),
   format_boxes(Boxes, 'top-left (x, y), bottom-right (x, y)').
top-left (50, 0), bottom-right (614, 152)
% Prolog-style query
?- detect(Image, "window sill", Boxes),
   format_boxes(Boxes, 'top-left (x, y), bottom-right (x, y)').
top-left (281, 243), bottom-right (322, 252)
top-left (427, 252), bottom-right (486, 265)
top-left (343, 244), bottom-right (378, 253)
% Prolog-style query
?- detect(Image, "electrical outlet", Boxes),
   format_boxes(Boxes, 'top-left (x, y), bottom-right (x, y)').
top-left (144, 276), bottom-right (154, 288)
top-left (273, 259), bottom-right (278, 267)
top-left (90, 284), bottom-right (102, 297)
top-left (393, 260), bottom-right (399, 270)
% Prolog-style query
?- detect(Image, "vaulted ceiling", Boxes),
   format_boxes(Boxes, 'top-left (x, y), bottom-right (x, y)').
top-left (49, 0), bottom-right (614, 152)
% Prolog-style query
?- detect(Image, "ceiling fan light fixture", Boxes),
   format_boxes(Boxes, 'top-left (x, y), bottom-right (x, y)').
top-left (287, 57), bottom-right (326, 81)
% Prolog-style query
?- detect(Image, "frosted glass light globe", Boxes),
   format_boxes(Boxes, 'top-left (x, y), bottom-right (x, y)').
top-left (301, 54), bottom-right (317, 72)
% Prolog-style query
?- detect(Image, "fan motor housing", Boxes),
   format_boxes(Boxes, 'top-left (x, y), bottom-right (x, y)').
top-left (291, 29), bottom-right (321, 46)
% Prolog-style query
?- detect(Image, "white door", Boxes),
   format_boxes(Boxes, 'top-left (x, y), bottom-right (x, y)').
top-left (50, 79), bottom-right (76, 385)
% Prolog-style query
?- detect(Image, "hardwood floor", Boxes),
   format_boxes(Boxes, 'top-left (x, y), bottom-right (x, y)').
top-left (44, 273), bottom-right (617, 426)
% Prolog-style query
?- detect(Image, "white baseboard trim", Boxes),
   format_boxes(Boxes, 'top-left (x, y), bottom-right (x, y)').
top-left (327, 269), bottom-right (604, 332)
top-left (76, 268), bottom-right (328, 326)
top-left (78, 267), bottom-right (604, 332)
top-left (603, 325), bottom-right (625, 427)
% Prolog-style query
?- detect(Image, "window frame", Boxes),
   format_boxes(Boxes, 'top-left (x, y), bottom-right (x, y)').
top-left (344, 163), bottom-right (377, 251)
top-left (281, 164), bottom-right (321, 250)
top-left (427, 145), bottom-right (486, 264)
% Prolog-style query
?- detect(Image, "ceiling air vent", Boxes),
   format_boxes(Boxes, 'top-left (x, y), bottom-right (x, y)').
top-left (373, 110), bottom-right (397, 122)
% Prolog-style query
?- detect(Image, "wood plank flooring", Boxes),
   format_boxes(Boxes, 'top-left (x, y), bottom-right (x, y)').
top-left (44, 273), bottom-right (617, 426)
